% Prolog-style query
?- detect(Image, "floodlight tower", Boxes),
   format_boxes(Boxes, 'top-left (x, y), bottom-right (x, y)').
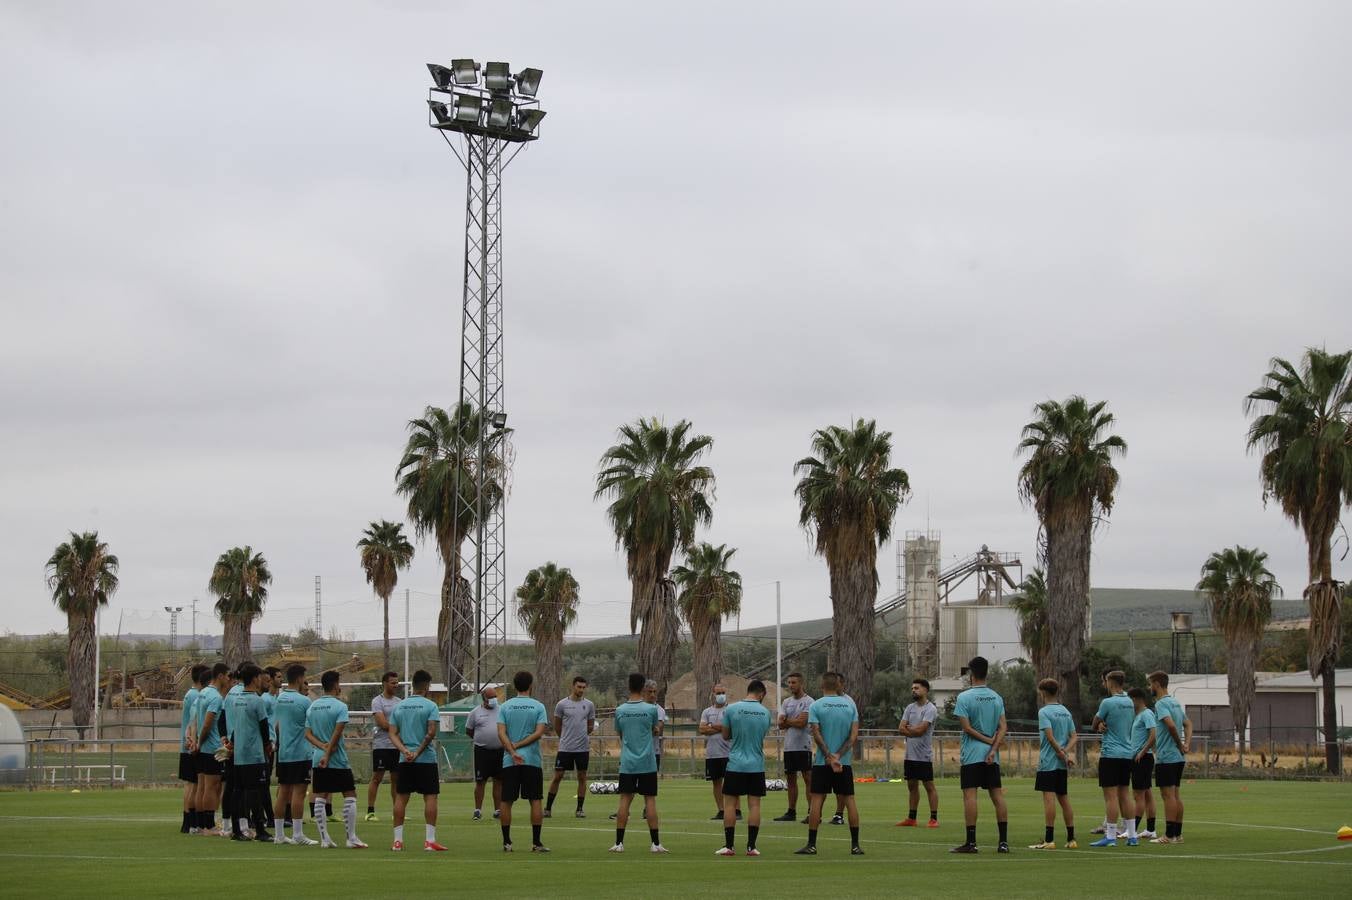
top-left (425, 58), bottom-right (546, 695)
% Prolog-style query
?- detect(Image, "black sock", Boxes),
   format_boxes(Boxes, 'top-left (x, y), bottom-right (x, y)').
top-left (182, 810), bottom-right (190, 829)
top-left (998, 821), bottom-right (1008, 844)
top-left (532, 824), bottom-right (542, 845)
top-left (908, 808), bottom-right (917, 819)
top-left (261, 788), bottom-right (274, 824)
top-left (577, 795), bottom-right (585, 811)
top-left (1176, 822), bottom-right (1183, 836)
top-left (808, 828), bottom-right (818, 848)
top-left (849, 826), bottom-right (860, 847)
top-left (546, 792), bottom-right (557, 812)
top-left (649, 828), bottom-right (660, 846)
top-left (1147, 817), bottom-right (1156, 832)
top-left (367, 805), bottom-right (374, 814)
top-left (1067, 826), bottom-right (1076, 842)
top-left (1045, 826), bottom-right (1055, 843)
top-left (325, 801), bottom-right (333, 817)
top-left (1135, 816), bottom-right (1142, 829)
top-left (724, 826), bottom-right (735, 849)
top-left (501, 825), bottom-right (510, 844)
top-left (616, 827), bottom-right (625, 844)
top-left (748, 825), bottom-right (759, 851)
top-left (930, 809), bottom-right (938, 821)
top-left (966, 825), bottom-right (977, 845)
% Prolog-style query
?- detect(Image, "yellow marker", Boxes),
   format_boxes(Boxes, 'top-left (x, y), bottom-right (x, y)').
top-left (1336, 825), bottom-right (1352, 841)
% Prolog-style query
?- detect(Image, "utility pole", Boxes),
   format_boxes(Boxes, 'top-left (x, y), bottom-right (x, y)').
top-left (190, 596), bottom-right (198, 647)
top-left (315, 575), bottom-right (323, 667)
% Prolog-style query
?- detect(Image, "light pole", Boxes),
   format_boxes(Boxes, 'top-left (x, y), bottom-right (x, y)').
top-left (164, 606), bottom-right (183, 652)
top-left (425, 57), bottom-right (546, 695)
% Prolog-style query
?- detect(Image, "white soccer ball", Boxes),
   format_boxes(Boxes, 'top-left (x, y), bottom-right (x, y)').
top-left (767, 779), bottom-right (786, 791)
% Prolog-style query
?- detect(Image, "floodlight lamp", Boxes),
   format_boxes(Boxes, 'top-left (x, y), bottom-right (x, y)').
top-left (516, 108), bottom-right (546, 135)
top-left (427, 100), bottom-right (453, 125)
top-left (488, 98), bottom-right (513, 129)
top-left (514, 67), bottom-right (543, 97)
top-left (427, 63), bottom-right (454, 89)
top-left (451, 58), bottom-right (480, 85)
top-left (452, 93), bottom-right (483, 124)
top-left (484, 61), bottom-right (512, 92)
top-left (491, 412), bottom-right (508, 429)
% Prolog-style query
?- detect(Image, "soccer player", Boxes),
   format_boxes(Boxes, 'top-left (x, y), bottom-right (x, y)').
top-left (828, 672), bottom-right (855, 825)
top-left (950, 656), bottom-right (1009, 855)
top-left (1090, 668), bottom-right (1123, 836)
top-left (259, 666), bottom-right (281, 836)
top-left (219, 666), bottom-right (244, 833)
top-left (388, 669), bottom-right (445, 852)
top-left (546, 675), bottom-right (595, 819)
top-left (1128, 687), bottom-right (1157, 840)
top-left (699, 683), bottom-right (735, 820)
top-left (274, 663), bottom-right (317, 845)
top-left (608, 672), bottom-right (667, 854)
top-left (367, 671), bottom-right (401, 821)
top-left (717, 679), bottom-right (773, 856)
top-left (795, 672), bottom-right (863, 856)
top-left (466, 685), bottom-right (505, 820)
top-left (774, 672), bottom-right (813, 823)
top-left (305, 669), bottom-right (367, 848)
top-left (1149, 671), bottom-right (1191, 844)
top-left (1090, 670), bottom-right (1138, 847)
top-left (179, 664), bottom-right (207, 833)
top-left (897, 677), bottom-right (939, 828)
top-left (193, 663), bottom-right (229, 837)
top-left (496, 670), bottom-right (550, 853)
top-left (643, 680), bottom-right (668, 771)
top-left (1030, 678), bottom-right (1077, 850)
top-left (225, 663), bottom-right (273, 842)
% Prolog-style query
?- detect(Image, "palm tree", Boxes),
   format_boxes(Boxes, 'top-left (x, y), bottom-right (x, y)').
top-left (45, 531), bottom-right (119, 732)
top-left (1196, 546), bottom-right (1280, 763)
top-left (396, 402), bottom-right (507, 691)
top-left (1017, 396), bottom-right (1127, 719)
top-left (515, 563), bottom-right (580, 708)
top-left (1246, 348), bottom-right (1352, 773)
top-left (209, 546), bottom-right (272, 668)
top-left (358, 520), bottom-right (415, 673)
top-left (595, 417), bottom-right (715, 702)
top-left (1010, 568), bottom-right (1052, 684)
top-left (673, 542), bottom-right (743, 708)
top-left (795, 419), bottom-right (910, 716)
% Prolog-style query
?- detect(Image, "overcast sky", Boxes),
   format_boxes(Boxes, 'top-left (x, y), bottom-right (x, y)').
top-left (2, 1), bottom-right (1350, 645)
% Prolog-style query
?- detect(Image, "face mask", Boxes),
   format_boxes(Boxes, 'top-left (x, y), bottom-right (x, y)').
top-left (487, 698), bottom-right (499, 708)
top-left (912, 691), bottom-right (921, 701)
top-left (715, 693), bottom-right (727, 704)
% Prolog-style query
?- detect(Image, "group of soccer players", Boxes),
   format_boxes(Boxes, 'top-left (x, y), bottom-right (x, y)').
top-left (176, 655), bottom-right (1191, 856)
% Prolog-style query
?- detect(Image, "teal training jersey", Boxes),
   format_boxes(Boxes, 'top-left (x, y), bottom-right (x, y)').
top-left (1153, 695), bottom-right (1189, 763)
top-left (723, 699), bottom-right (771, 773)
top-left (1095, 693), bottom-right (1135, 759)
top-left (180, 687), bottom-right (199, 752)
top-left (306, 695), bottom-right (351, 770)
top-left (496, 696), bottom-right (548, 769)
top-left (613, 700), bottom-right (659, 774)
top-left (391, 695), bottom-right (440, 764)
top-left (1131, 708), bottom-right (1157, 756)
top-left (262, 691), bottom-right (277, 724)
top-left (954, 685), bottom-right (1005, 766)
top-left (1037, 702), bottom-right (1075, 772)
top-left (274, 688), bottom-right (313, 763)
top-left (807, 694), bottom-right (859, 766)
top-left (196, 686), bottom-right (224, 754)
top-left (228, 691), bottom-right (268, 765)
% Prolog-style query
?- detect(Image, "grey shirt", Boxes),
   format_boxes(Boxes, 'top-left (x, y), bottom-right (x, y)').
top-left (553, 696), bottom-right (596, 753)
top-left (700, 705), bottom-right (730, 759)
top-left (902, 700), bottom-right (937, 762)
top-left (464, 703), bottom-right (503, 749)
top-left (780, 693), bottom-right (814, 752)
top-left (371, 693), bottom-right (401, 750)
top-left (653, 705), bottom-right (667, 755)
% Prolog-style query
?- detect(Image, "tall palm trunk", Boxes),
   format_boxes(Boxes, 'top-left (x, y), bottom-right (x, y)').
top-left (534, 634), bottom-right (563, 711)
top-left (380, 589), bottom-right (391, 675)
top-left (636, 580), bottom-right (679, 703)
top-left (691, 614), bottom-right (723, 713)
top-left (67, 610), bottom-right (95, 732)
top-left (1045, 506), bottom-right (1092, 721)
top-left (1306, 532), bottom-right (1342, 774)
top-left (1224, 632), bottom-right (1256, 764)
top-left (439, 564), bottom-right (473, 692)
top-left (222, 613), bottom-right (252, 669)
top-left (830, 551), bottom-right (879, 716)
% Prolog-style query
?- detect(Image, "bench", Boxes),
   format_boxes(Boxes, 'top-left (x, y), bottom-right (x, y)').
top-left (44, 764), bottom-right (127, 785)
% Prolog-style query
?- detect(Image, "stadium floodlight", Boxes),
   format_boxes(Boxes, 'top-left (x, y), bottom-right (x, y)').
top-left (451, 58), bottom-right (480, 85)
top-left (427, 63), bottom-right (455, 90)
top-left (488, 98), bottom-right (513, 129)
top-left (452, 93), bottom-right (484, 124)
top-left (490, 412), bottom-right (508, 430)
top-left (516, 108), bottom-right (546, 135)
top-left (427, 100), bottom-right (453, 126)
top-left (514, 67), bottom-right (543, 97)
top-left (484, 61), bottom-right (512, 92)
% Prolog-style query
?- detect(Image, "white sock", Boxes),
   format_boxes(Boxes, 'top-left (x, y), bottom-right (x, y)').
top-left (426, 824), bottom-right (436, 843)
top-left (394, 824), bottom-right (403, 843)
top-left (1125, 818), bottom-right (1138, 839)
top-left (1106, 822), bottom-right (1119, 840)
top-left (292, 816), bottom-right (304, 839)
top-left (314, 800), bottom-right (330, 842)
top-left (342, 798), bottom-right (358, 842)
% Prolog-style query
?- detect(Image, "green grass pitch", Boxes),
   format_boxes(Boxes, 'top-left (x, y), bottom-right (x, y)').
top-left (2, 777), bottom-right (1349, 898)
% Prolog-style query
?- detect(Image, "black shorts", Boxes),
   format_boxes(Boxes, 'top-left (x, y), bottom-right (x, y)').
top-left (277, 760), bottom-right (312, 786)
top-left (397, 761), bottom-right (440, 795)
top-left (195, 752), bottom-right (223, 777)
top-left (1035, 769), bottom-right (1069, 795)
top-left (474, 746), bottom-right (503, 782)
top-left (960, 762), bottom-right (1002, 791)
top-left (502, 765), bottom-right (544, 802)
top-left (783, 750), bottom-right (813, 774)
top-left (313, 767), bottom-right (356, 794)
top-left (618, 771), bottom-right (658, 797)
top-left (903, 759), bottom-right (934, 782)
top-left (810, 764), bottom-right (855, 796)
top-left (178, 752), bottom-right (198, 783)
top-left (704, 757), bottom-right (729, 781)
top-left (554, 751), bottom-right (590, 772)
top-left (1154, 761), bottom-right (1186, 788)
top-left (1131, 755), bottom-right (1155, 791)
top-left (722, 770), bottom-right (767, 797)
top-left (1098, 756), bottom-right (1132, 788)
top-left (233, 762), bottom-right (268, 787)
top-left (372, 749), bottom-right (399, 773)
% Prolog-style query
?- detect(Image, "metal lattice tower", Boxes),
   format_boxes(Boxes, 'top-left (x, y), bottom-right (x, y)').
top-left (426, 58), bottom-right (545, 694)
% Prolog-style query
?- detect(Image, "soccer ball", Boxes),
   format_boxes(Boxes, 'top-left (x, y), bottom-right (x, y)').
top-left (766, 779), bottom-right (786, 792)
top-left (589, 781), bottom-right (619, 794)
